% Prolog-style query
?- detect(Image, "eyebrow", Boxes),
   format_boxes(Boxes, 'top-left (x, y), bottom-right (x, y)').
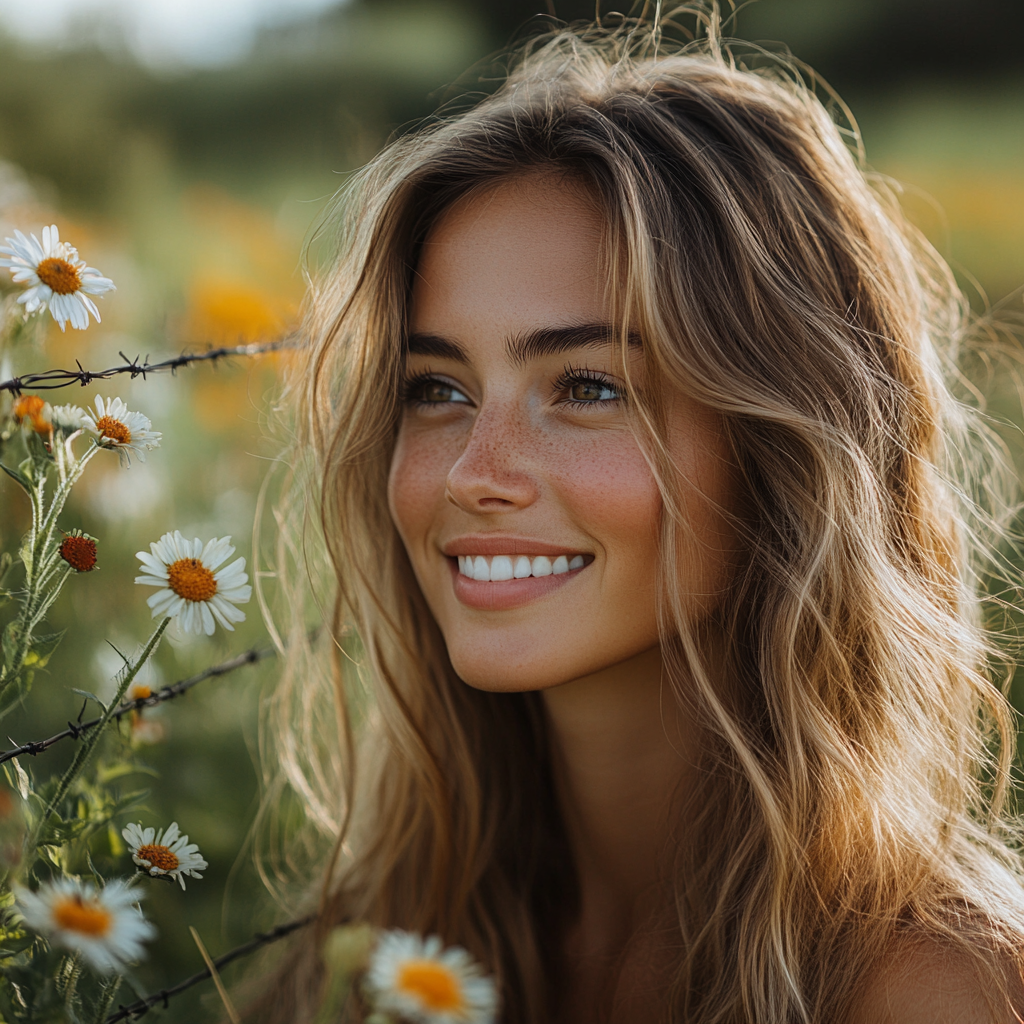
top-left (405, 323), bottom-right (642, 365)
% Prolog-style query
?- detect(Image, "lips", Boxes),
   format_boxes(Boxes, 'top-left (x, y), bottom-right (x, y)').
top-left (442, 535), bottom-right (586, 558)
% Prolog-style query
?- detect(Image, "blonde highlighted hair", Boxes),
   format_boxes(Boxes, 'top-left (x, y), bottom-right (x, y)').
top-left (255, 8), bottom-right (1024, 1022)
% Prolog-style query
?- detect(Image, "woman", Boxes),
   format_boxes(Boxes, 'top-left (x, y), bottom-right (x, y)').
top-left (259, 10), bottom-right (1024, 1022)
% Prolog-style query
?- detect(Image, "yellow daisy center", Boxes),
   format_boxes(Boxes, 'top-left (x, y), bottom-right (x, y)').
top-left (396, 960), bottom-right (466, 1013)
top-left (167, 558), bottom-right (218, 602)
top-left (94, 415), bottom-right (131, 445)
top-left (136, 843), bottom-right (179, 872)
top-left (53, 894), bottom-right (113, 937)
top-left (36, 257), bottom-right (82, 295)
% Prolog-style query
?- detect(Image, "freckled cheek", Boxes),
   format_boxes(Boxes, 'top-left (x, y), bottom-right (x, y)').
top-left (387, 427), bottom-right (460, 548)
top-left (549, 438), bottom-right (662, 573)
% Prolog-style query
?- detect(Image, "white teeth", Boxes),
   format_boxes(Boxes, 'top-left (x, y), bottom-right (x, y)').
top-left (456, 553), bottom-right (587, 581)
top-left (490, 555), bottom-right (514, 581)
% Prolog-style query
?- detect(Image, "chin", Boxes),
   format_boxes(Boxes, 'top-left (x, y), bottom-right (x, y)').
top-left (446, 647), bottom-right (572, 693)
top-left (442, 629), bottom-right (661, 693)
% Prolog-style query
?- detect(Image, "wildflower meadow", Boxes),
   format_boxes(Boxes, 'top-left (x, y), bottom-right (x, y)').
top-left (0, 2), bottom-right (1021, 1021)
top-left (0, 225), bottom-right (499, 1022)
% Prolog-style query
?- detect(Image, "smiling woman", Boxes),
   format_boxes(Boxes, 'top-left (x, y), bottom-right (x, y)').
top-left (389, 175), bottom-right (730, 686)
top-left (256, 10), bottom-right (1024, 1024)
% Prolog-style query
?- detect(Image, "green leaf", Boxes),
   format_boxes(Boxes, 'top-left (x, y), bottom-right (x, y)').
top-left (69, 688), bottom-right (104, 712)
top-left (1, 622), bottom-right (20, 674)
top-left (23, 630), bottom-right (65, 670)
top-left (0, 461), bottom-right (30, 492)
top-left (0, 677), bottom-right (26, 721)
top-left (95, 761), bottom-right (155, 782)
top-left (10, 758), bottom-right (29, 800)
top-left (24, 431), bottom-right (52, 468)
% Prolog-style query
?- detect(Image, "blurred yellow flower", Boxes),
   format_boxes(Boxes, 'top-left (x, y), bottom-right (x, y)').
top-left (188, 278), bottom-right (290, 344)
top-left (15, 878), bottom-right (155, 973)
top-left (366, 931), bottom-right (499, 1024)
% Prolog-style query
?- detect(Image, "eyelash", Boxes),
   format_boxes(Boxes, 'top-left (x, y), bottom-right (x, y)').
top-left (401, 366), bottom-right (624, 408)
top-left (402, 370), bottom-right (465, 407)
top-left (553, 365), bottom-right (623, 408)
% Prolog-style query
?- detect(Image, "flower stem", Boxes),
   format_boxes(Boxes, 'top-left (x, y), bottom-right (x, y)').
top-left (34, 617), bottom-right (170, 839)
top-left (59, 951), bottom-right (83, 1017)
top-left (0, 443), bottom-right (97, 708)
top-left (90, 974), bottom-right (122, 1024)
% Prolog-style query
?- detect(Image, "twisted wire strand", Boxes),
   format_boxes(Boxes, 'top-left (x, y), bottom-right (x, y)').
top-left (1, 644), bottom-right (275, 766)
top-left (104, 915), bottom-right (314, 1023)
top-left (0, 337), bottom-right (300, 396)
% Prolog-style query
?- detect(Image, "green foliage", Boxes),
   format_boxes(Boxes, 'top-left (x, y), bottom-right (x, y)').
top-left (0, 274), bottom-right (259, 1019)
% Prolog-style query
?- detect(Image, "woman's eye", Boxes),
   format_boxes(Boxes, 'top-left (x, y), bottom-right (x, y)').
top-left (568, 379), bottom-right (619, 403)
top-left (405, 376), bottom-right (470, 406)
top-left (557, 370), bottom-right (621, 405)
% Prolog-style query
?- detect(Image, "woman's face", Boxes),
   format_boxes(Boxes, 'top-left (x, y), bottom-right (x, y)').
top-left (388, 173), bottom-right (734, 692)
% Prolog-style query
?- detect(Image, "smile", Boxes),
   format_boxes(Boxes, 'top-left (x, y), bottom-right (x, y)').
top-left (456, 554), bottom-right (586, 582)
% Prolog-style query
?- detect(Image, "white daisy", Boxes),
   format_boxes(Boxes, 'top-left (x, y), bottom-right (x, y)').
top-left (50, 403), bottom-right (86, 433)
top-left (81, 395), bottom-right (161, 466)
top-left (0, 225), bottom-right (115, 331)
top-left (15, 877), bottom-right (155, 973)
top-left (365, 930), bottom-right (499, 1024)
top-left (122, 821), bottom-right (207, 890)
top-left (135, 531), bottom-right (251, 635)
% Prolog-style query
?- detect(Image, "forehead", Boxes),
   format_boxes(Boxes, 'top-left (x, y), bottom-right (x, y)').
top-left (409, 172), bottom-right (612, 342)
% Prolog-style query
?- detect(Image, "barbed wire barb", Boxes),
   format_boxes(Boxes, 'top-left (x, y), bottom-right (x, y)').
top-left (0, 643), bottom-right (275, 765)
top-left (104, 915), bottom-right (314, 1023)
top-left (0, 336), bottom-right (301, 396)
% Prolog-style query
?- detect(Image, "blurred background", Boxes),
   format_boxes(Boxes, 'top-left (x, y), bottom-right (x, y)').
top-left (0, 0), bottom-right (1021, 1018)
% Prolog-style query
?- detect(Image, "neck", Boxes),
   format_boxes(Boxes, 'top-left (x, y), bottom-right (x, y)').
top-left (542, 645), bottom-right (696, 957)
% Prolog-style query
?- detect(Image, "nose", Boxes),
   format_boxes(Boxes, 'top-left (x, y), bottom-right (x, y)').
top-left (445, 403), bottom-right (540, 513)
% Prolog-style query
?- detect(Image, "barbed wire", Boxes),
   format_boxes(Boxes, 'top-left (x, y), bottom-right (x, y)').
top-left (105, 914), bottom-right (314, 1022)
top-left (0, 336), bottom-right (301, 396)
top-left (1, 643), bottom-right (275, 766)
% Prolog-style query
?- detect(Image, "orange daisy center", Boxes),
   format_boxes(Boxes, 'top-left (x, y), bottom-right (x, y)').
top-left (52, 894), bottom-right (113, 937)
top-left (13, 395), bottom-right (45, 421)
top-left (136, 843), bottom-right (179, 872)
top-left (94, 415), bottom-right (131, 445)
top-left (167, 558), bottom-right (218, 602)
top-left (396, 960), bottom-right (466, 1012)
top-left (13, 395), bottom-right (50, 435)
top-left (59, 535), bottom-right (98, 572)
top-left (36, 257), bottom-right (82, 295)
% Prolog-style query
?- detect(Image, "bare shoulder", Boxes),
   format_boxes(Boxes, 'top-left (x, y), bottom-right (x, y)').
top-left (849, 934), bottom-right (1024, 1024)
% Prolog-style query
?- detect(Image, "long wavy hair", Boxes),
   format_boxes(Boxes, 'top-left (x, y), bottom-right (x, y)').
top-left (254, 9), bottom-right (1024, 1022)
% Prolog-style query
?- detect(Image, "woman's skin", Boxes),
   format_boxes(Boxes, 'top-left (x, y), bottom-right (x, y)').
top-left (386, 171), bottom-right (1013, 1022)
top-left (388, 170), bottom-right (735, 1019)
